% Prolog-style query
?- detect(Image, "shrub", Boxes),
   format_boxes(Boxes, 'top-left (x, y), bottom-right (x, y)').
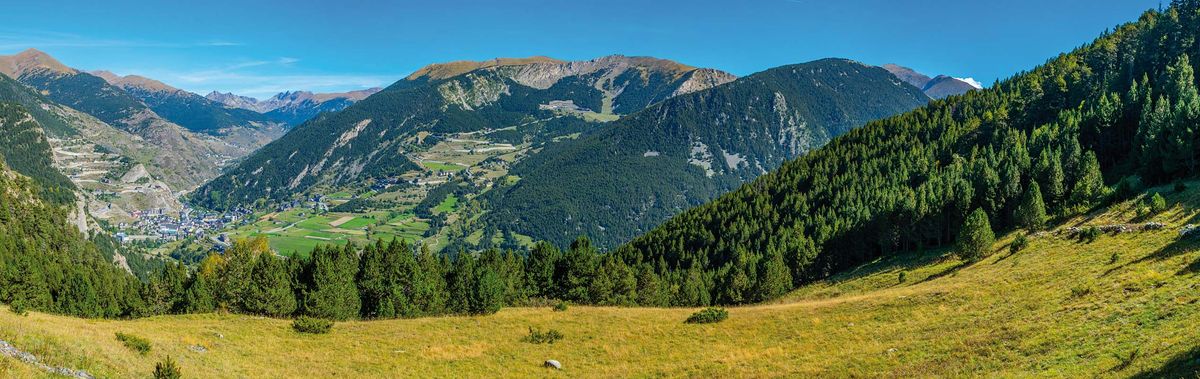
top-left (1113, 175), bottom-right (1144, 200)
top-left (1174, 180), bottom-right (1187, 193)
top-left (1070, 281), bottom-right (1094, 298)
top-left (552, 302), bottom-right (568, 312)
top-left (9, 302), bottom-right (27, 316)
top-left (1009, 234), bottom-right (1029, 255)
top-left (154, 355), bottom-right (181, 379)
top-left (292, 316), bottom-right (333, 334)
top-left (1147, 193), bottom-right (1167, 214)
top-left (115, 332), bottom-right (151, 355)
top-left (522, 327), bottom-right (564, 344)
top-left (685, 307), bottom-right (729, 324)
top-left (1109, 252), bottom-right (1120, 265)
top-left (1079, 226), bottom-right (1102, 243)
top-left (897, 271), bottom-right (907, 283)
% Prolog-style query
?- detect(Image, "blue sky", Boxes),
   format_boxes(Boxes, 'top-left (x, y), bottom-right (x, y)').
top-left (0, 0), bottom-right (1159, 99)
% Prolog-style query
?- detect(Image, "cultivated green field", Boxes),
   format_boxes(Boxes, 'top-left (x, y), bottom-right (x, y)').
top-left (423, 161), bottom-right (466, 172)
top-left (228, 208), bottom-right (430, 257)
top-left (433, 194), bottom-right (458, 214)
top-left (4, 185), bottom-right (1200, 377)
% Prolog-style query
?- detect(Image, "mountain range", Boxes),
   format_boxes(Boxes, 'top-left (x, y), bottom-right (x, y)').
top-left (206, 88), bottom-right (381, 125)
top-left (881, 64), bottom-right (981, 99)
top-left (191, 55), bottom-right (740, 210)
top-left (481, 58), bottom-right (930, 248)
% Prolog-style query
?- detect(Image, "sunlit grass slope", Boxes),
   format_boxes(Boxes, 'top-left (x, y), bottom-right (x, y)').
top-left (4, 184), bottom-right (1200, 377)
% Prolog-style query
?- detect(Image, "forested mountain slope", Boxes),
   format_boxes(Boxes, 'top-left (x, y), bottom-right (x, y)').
top-left (0, 101), bottom-right (74, 205)
top-left (0, 151), bottom-right (144, 317)
top-left (611, 1), bottom-right (1200, 304)
top-left (0, 49), bottom-right (278, 189)
top-left (193, 55), bottom-right (736, 210)
top-left (92, 70), bottom-right (286, 136)
top-left (482, 58), bottom-right (930, 248)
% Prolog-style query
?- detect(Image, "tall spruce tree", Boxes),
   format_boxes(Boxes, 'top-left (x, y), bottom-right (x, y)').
top-left (244, 254), bottom-right (297, 317)
top-left (1015, 181), bottom-right (1048, 230)
top-left (957, 208), bottom-right (995, 261)
top-left (302, 244), bottom-right (361, 320)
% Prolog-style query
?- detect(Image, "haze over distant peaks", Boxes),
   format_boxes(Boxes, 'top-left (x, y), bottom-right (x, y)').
top-left (881, 63), bottom-right (980, 99)
top-left (206, 88), bottom-right (383, 113)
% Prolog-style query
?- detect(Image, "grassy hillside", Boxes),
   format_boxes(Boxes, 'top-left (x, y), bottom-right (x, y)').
top-left (5, 184), bottom-right (1199, 377)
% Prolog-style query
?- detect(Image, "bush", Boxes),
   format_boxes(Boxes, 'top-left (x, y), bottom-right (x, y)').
top-left (292, 316), bottom-right (333, 334)
top-left (552, 302), bottom-right (568, 312)
top-left (1079, 226), bottom-right (1102, 243)
top-left (154, 355), bottom-right (181, 379)
top-left (1070, 280), bottom-right (1095, 298)
top-left (897, 271), bottom-right (907, 283)
top-left (8, 302), bottom-right (27, 316)
top-left (1113, 175), bottom-right (1144, 200)
top-left (1009, 234), bottom-right (1029, 255)
top-left (685, 307), bottom-right (729, 324)
top-left (115, 332), bottom-right (151, 355)
top-left (1174, 180), bottom-right (1187, 193)
top-left (522, 327), bottom-right (564, 344)
top-left (1147, 193), bottom-right (1167, 214)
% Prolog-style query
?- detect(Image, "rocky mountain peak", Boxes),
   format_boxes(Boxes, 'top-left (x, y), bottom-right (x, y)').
top-left (90, 70), bottom-right (181, 93)
top-left (0, 48), bottom-right (77, 78)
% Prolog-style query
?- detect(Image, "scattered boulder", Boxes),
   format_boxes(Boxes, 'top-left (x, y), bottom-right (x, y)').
top-left (188, 344), bottom-right (208, 353)
top-left (0, 340), bottom-right (94, 379)
top-left (544, 360), bottom-right (562, 370)
top-left (1181, 224), bottom-right (1200, 238)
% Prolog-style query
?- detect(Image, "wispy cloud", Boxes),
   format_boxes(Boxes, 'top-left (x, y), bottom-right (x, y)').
top-left (955, 77), bottom-right (984, 89)
top-left (0, 30), bottom-right (243, 51)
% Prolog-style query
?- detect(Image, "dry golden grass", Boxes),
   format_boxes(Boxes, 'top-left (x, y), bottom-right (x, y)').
top-left (3, 185), bottom-right (1200, 377)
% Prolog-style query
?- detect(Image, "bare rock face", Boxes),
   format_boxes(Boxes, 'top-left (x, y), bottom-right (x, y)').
top-left (672, 68), bottom-right (738, 97)
top-left (206, 91), bottom-right (264, 111)
top-left (415, 55), bottom-right (736, 97)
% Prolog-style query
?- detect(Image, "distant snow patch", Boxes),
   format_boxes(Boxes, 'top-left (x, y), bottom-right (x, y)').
top-left (643, 151), bottom-right (660, 157)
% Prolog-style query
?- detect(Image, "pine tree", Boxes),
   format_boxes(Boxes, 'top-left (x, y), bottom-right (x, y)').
top-left (677, 266), bottom-right (710, 306)
top-left (446, 252), bottom-right (477, 314)
top-left (302, 244), bottom-right (361, 320)
top-left (244, 254), bottom-right (297, 317)
top-left (410, 244), bottom-right (447, 315)
top-left (558, 237), bottom-right (597, 302)
top-left (471, 267), bottom-right (504, 315)
top-left (589, 256), bottom-right (636, 306)
top-left (356, 242), bottom-right (389, 318)
top-left (957, 208), bottom-right (995, 261)
top-left (755, 250), bottom-right (793, 301)
top-left (1166, 54), bottom-right (1199, 175)
top-left (1071, 151), bottom-right (1106, 209)
top-left (634, 264), bottom-right (668, 306)
top-left (216, 238), bottom-right (268, 311)
top-left (1015, 181), bottom-right (1048, 230)
top-left (524, 242), bottom-right (561, 298)
top-left (146, 262), bottom-right (187, 314)
top-left (183, 274), bottom-right (215, 313)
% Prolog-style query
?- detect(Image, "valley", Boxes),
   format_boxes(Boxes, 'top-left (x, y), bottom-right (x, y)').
top-left (2, 1), bottom-right (1191, 377)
